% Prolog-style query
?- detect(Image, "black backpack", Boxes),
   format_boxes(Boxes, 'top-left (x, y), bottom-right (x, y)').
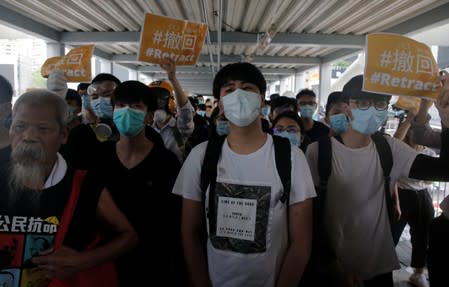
top-left (200, 135), bottom-right (292, 239)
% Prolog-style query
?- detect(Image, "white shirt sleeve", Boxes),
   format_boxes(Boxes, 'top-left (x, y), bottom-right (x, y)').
top-left (387, 136), bottom-right (418, 181)
top-left (290, 145), bottom-right (317, 204)
top-left (305, 142), bottom-right (320, 187)
top-left (172, 141), bottom-right (208, 201)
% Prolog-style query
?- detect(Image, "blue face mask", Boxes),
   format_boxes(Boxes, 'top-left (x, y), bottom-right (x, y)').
top-left (222, 89), bottom-right (261, 127)
top-left (66, 105), bottom-right (78, 122)
top-left (261, 106), bottom-right (271, 117)
top-left (274, 130), bottom-right (301, 146)
top-left (91, 97), bottom-right (113, 119)
top-left (197, 110), bottom-right (206, 117)
top-left (216, 120), bottom-right (230, 136)
top-left (113, 107), bottom-right (145, 137)
top-left (299, 105), bottom-right (315, 119)
top-left (81, 95), bottom-right (91, 110)
top-left (329, 113), bottom-right (349, 134)
top-left (351, 107), bottom-right (388, 135)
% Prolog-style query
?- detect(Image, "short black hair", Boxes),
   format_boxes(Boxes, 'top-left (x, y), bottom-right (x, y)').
top-left (270, 93), bottom-right (280, 101)
top-left (77, 83), bottom-right (90, 91)
top-left (296, 89), bottom-right (316, 100)
top-left (91, 73), bottom-right (121, 86)
top-left (342, 75), bottom-right (391, 101)
top-left (113, 81), bottom-right (157, 112)
top-left (0, 75), bottom-right (13, 103)
top-left (65, 89), bottom-right (82, 107)
top-left (213, 62), bottom-right (266, 99)
top-left (325, 91), bottom-right (348, 116)
top-left (271, 96), bottom-right (297, 113)
top-left (272, 111), bottom-right (305, 133)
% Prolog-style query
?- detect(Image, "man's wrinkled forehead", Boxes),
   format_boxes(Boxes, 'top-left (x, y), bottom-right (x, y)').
top-left (14, 102), bottom-right (57, 122)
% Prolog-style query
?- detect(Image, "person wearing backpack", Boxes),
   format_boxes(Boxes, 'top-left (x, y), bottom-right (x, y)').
top-left (305, 74), bottom-right (449, 287)
top-left (172, 62), bottom-right (315, 287)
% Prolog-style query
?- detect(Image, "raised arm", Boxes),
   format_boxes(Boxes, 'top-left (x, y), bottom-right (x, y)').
top-left (160, 57), bottom-right (188, 107)
top-left (394, 108), bottom-right (416, 141)
top-left (409, 72), bottom-right (449, 181)
top-left (160, 57), bottom-right (194, 136)
top-left (410, 98), bottom-right (441, 149)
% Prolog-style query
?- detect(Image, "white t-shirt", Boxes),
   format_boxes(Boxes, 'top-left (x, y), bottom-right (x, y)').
top-left (306, 136), bottom-right (417, 279)
top-left (397, 147), bottom-right (437, 191)
top-left (173, 135), bottom-right (316, 287)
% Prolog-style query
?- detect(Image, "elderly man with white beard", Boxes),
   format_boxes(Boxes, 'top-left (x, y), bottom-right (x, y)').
top-left (0, 89), bottom-right (137, 287)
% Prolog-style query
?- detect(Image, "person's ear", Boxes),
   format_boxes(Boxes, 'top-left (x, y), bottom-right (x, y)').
top-left (60, 126), bottom-right (69, 145)
top-left (218, 97), bottom-right (224, 112)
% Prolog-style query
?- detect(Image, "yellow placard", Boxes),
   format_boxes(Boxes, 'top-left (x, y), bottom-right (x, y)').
top-left (40, 45), bottom-right (94, 82)
top-left (364, 33), bottom-right (440, 99)
top-left (138, 13), bottom-right (207, 65)
top-left (394, 96), bottom-right (422, 111)
top-left (40, 56), bottom-right (64, 77)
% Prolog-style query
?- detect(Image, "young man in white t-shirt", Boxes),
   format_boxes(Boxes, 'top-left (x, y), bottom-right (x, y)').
top-left (172, 62), bottom-right (316, 287)
top-left (305, 74), bottom-right (449, 287)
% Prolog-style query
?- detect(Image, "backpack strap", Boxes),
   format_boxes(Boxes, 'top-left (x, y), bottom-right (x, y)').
top-left (312, 135), bottom-right (337, 265)
top-left (318, 135), bottom-right (332, 190)
top-left (371, 132), bottom-right (395, 223)
top-left (272, 135), bottom-right (291, 204)
top-left (200, 136), bottom-right (227, 219)
top-left (54, 170), bottom-right (87, 249)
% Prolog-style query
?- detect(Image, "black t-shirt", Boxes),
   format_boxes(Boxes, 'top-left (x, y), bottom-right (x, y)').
top-left (60, 124), bottom-right (103, 170)
top-left (0, 145), bottom-right (11, 164)
top-left (93, 141), bottom-right (184, 285)
top-left (61, 124), bottom-right (165, 170)
top-left (305, 120), bottom-right (330, 142)
top-left (0, 157), bottom-right (102, 287)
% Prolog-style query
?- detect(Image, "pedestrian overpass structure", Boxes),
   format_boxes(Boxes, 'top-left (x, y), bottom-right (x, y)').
top-left (1, 0), bottom-right (449, 100)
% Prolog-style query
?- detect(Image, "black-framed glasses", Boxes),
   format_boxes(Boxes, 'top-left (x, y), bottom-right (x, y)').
top-left (273, 127), bottom-right (301, 134)
top-left (350, 99), bottom-right (389, 111)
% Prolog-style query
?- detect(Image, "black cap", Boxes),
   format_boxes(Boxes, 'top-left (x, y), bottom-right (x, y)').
top-left (91, 73), bottom-right (121, 86)
top-left (342, 75), bottom-right (391, 101)
top-left (325, 91), bottom-right (348, 115)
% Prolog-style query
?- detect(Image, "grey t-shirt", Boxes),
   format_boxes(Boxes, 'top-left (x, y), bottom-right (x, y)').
top-left (306, 136), bottom-right (417, 279)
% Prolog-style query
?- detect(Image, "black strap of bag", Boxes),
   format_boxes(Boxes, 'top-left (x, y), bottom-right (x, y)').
top-left (371, 132), bottom-right (395, 223)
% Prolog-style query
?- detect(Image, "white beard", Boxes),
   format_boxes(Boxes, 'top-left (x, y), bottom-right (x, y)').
top-left (10, 143), bottom-right (46, 191)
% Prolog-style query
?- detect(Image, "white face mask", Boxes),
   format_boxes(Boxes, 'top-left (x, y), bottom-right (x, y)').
top-left (222, 89), bottom-right (261, 127)
top-left (153, 109), bottom-right (169, 125)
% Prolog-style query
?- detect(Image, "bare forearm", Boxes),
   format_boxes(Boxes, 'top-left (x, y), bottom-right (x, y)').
top-left (170, 76), bottom-right (188, 107)
top-left (183, 232), bottom-right (211, 287)
top-left (77, 230), bottom-right (138, 270)
top-left (394, 119), bottom-right (411, 141)
top-left (276, 244), bottom-right (311, 287)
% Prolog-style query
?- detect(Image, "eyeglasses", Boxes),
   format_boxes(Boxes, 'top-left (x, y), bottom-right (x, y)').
top-left (350, 99), bottom-right (389, 111)
top-left (273, 127), bottom-right (300, 134)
